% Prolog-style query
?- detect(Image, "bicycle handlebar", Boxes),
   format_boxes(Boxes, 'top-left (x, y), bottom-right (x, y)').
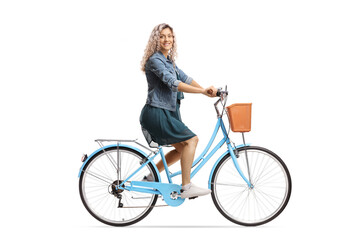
top-left (216, 87), bottom-right (228, 98)
top-left (206, 88), bottom-right (228, 97)
top-left (214, 86), bottom-right (228, 117)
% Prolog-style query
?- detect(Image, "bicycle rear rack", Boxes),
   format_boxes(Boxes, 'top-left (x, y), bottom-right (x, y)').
top-left (95, 139), bottom-right (157, 154)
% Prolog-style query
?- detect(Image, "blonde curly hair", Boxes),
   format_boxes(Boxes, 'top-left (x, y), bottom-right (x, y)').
top-left (140, 23), bottom-right (177, 72)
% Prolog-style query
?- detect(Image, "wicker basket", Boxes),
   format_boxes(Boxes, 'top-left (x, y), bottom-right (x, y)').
top-left (226, 103), bottom-right (252, 132)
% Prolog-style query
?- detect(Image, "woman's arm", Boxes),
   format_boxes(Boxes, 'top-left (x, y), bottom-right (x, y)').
top-left (178, 82), bottom-right (217, 97)
top-left (178, 82), bottom-right (205, 94)
top-left (176, 67), bottom-right (216, 96)
top-left (190, 79), bottom-right (203, 89)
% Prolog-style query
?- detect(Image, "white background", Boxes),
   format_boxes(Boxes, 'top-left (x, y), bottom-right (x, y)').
top-left (1, 0), bottom-right (359, 239)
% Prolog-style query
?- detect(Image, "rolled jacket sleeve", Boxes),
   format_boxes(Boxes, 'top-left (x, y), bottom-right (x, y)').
top-left (177, 67), bottom-right (193, 85)
top-left (149, 57), bottom-right (181, 92)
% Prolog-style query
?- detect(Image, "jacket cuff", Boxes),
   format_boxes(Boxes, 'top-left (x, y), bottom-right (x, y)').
top-left (172, 79), bottom-right (181, 92)
top-left (185, 76), bottom-right (193, 85)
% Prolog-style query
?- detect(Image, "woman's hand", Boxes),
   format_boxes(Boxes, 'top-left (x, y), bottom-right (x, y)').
top-left (204, 86), bottom-right (217, 97)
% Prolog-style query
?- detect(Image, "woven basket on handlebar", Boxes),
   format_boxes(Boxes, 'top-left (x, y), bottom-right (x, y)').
top-left (226, 103), bottom-right (252, 132)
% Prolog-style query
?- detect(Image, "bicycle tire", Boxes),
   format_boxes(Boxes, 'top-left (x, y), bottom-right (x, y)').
top-left (79, 146), bottom-right (159, 226)
top-left (211, 146), bottom-right (291, 226)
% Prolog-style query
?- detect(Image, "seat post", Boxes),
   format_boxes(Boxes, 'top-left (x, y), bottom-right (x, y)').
top-left (159, 147), bottom-right (173, 184)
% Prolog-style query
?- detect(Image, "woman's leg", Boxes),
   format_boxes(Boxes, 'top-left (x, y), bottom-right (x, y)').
top-left (179, 136), bottom-right (199, 186)
top-left (153, 136), bottom-right (210, 198)
top-left (179, 136), bottom-right (211, 198)
top-left (155, 136), bottom-right (199, 185)
top-left (156, 142), bottom-right (184, 172)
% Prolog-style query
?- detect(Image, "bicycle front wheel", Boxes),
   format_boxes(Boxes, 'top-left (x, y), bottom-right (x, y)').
top-left (211, 146), bottom-right (291, 226)
top-left (79, 146), bottom-right (159, 226)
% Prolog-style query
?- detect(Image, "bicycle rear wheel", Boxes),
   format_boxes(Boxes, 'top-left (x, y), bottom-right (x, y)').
top-left (79, 146), bottom-right (159, 226)
top-left (211, 146), bottom-right (291, 226)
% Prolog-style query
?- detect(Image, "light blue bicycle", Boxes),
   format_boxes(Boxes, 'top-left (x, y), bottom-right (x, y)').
top-left (78, 87), bottom-right (292, 226)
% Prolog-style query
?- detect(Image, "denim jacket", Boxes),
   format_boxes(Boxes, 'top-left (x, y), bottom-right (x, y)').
top-left (145, 51), bottom-right (193, 111)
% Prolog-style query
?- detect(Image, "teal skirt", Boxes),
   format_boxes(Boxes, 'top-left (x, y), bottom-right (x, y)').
top-left (139, 103), bottom-right (196, 147)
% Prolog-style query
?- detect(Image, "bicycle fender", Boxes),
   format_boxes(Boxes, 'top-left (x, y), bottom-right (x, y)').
top-left (78, 144), bottom-right (161, 181)
top-left (208, 144), bottom-right (250, 189)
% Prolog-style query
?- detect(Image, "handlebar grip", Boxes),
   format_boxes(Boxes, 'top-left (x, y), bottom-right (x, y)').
top-left (208, 88), bottom-right (224, 97)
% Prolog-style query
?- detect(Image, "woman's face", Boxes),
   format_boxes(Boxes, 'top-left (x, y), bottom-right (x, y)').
top-left (159, 28), bottom-right (173, 53)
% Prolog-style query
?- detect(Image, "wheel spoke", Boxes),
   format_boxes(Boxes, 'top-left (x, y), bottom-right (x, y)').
top-left (84, 170), bottom-right (113, 185)
top-left (215, 182), bottom-right (249, 188)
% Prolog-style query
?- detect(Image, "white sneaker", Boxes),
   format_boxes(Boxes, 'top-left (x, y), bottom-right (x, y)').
top-left (181, 183), bottom-right (211, 199)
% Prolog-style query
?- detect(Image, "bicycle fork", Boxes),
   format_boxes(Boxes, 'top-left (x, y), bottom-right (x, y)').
top-left (219, 115), bottom-right (253, 188)
top-left (227, 140), bottom-right (253, 189)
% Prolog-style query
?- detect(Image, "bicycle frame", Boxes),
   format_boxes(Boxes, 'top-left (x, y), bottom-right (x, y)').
top-left (110, 116), bottom-right (252, 205)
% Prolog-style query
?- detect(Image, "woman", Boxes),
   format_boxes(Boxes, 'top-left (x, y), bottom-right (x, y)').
top-left (140, 23), bottom-right (217, 199)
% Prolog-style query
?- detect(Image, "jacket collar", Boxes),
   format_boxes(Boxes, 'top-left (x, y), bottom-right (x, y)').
top-left (156, 51), bottom-right (172, 63)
